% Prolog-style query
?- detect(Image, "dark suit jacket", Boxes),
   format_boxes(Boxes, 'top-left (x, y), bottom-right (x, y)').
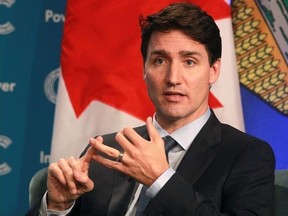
top-left (27, 110), bottom-right (275, 216)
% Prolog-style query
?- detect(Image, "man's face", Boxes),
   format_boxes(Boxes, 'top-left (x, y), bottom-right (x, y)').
top-left (144, 30), bottom-right (220, 131)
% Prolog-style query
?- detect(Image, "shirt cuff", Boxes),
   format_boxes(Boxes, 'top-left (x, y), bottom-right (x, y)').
top-left (40, 191), bottom-right (75, 216)
top-left (146, 168), bottom-right (175, 198)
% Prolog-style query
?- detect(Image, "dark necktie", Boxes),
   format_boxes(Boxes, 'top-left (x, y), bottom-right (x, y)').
top-left (135, 136), bottom-right (176, 216)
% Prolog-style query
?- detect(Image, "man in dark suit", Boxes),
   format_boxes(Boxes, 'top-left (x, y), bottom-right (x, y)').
top-left (26, 2), bottom-right (275, 216)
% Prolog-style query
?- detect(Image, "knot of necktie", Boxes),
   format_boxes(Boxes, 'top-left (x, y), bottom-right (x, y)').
top-left (163, 135), bottom-right (176, 156)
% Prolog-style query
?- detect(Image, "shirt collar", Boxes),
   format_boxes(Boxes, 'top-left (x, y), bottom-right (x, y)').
top-left (153, 108), bottom-right (211, 150)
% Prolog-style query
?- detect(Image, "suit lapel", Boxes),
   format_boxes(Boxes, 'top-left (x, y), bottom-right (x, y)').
top-left (176, 110), bottom-right (222, 185)
top-left (107, 125), bottom-right (149, 216)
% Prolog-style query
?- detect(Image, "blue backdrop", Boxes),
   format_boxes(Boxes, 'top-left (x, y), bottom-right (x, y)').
top-left (0, 0), bottom-right (66, 215)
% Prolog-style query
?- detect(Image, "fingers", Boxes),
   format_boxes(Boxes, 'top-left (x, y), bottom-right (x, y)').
top-left (81, 136), bottom-right (103, 172)
top-left (86, 120), bottom-right (167, 185)
top-left (116, 118), bottom-right (153, 150)
top-left (49, 161), bottom-right (67, 185)
top-left (114, 132), bottom-right (135, 155)
top-left (49, 156), bottom-right (93, 195)
top-left (120, 127), bottom-right (142, 146)
top-left (49, 158), bottom-right (77, 194)
top-left (65, 157), bottom-right (80, 194)
top-left (146, 116), bottom-right (162, 142)
top-left (89, 137), bottom-right (121, 159)
top-left (89, 137), bottom-right (127, 169)
top-left (112, 116), bottom-right (161, 157)
top-left (71, 159), bottom-right (94, 193)
top-left (118, 116), bottom-right (160, 147)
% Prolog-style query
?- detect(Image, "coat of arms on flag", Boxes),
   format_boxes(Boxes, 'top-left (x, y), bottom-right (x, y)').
top-left (232, 0), bottom-right (288, 115)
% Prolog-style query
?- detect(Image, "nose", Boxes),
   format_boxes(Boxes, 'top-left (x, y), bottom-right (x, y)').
top-left (166, 62), bottom-right (182, 85)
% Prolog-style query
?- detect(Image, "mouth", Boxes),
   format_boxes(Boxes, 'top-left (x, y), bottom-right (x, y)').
top-left (163, 91), bottom-right (185, 101)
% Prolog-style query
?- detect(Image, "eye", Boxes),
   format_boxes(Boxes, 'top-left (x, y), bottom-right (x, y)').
top-left (185, 59), bottom-right (195, 66)
top-left (154, 58), bottom-right (165, 65)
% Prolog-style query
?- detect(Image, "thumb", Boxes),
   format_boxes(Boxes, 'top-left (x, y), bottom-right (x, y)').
top-left (81, 136), bottom-right (103, 172)
top-left (146, 117), bottom-right (162, 142)
top-left (73, 169), bottom-right (94, 193)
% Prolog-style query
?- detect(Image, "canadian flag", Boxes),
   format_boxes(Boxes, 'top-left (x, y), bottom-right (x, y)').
top-left (50, 0), bottom-right (244, 162)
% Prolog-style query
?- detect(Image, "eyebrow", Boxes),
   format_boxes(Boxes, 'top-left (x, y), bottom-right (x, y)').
top-left (150, 49), bottom-right (202, 57)
top-left (150, 49), bottom-right (168, 56)
top-left (179, 50), bottom-right (202, 57)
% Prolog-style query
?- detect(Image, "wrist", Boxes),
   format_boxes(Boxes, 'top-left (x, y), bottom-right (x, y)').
top-left (47, 195), bottom-right (74, 211)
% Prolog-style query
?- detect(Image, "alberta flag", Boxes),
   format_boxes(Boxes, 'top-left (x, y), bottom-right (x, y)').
top-left (231, 0), bottom-right (288, 169)
top-left (50, 0), bottom-right (244, 162)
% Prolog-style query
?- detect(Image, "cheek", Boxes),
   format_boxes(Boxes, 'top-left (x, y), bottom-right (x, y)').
top-left (145, 74), bottom-right (163, 100)
top-left (193, 71), bottom-right (211, 87)
top-left (145, 76), bottom-right (158, 93)
top-left (145, 71), bottom-right (161, 87)
top-left (187, 76), bottom-right (210, 96)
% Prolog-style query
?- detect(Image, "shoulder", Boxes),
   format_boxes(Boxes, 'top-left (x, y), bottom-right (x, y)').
top-left (208, 110), bottom-right (273, 154)
top-left (219, 123), bottom-right (275, 163)
top-left (221, 123), bottom-right (269, 147)
top-left (205, 110), bottom-right (274, 164)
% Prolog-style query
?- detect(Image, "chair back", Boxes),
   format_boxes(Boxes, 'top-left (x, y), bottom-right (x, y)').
top-left (29, 167), bottom-right (48, 207)
top-left (274, 170), bottom-right (288, 216)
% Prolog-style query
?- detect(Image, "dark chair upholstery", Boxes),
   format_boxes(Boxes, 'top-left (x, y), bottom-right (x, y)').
top-left (29, 167), bottom-right (48, 207)
top-left (274, 170), bottom-right (288, 216)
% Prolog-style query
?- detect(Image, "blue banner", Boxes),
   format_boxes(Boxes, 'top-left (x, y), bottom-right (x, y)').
top-left (0, 0), bottom-right (66, 215)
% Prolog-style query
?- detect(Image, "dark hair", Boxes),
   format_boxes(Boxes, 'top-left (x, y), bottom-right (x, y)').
top-left (139, 2), bottom-right (222, 66)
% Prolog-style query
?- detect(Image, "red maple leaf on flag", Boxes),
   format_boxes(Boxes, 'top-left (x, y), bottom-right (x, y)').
top-left (61, 0), bottom-right (229, 120)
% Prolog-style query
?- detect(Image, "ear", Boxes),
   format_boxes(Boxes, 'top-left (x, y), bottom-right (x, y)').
top-left (142, 66), bottom-right (147, 80)
top-left (209, 59), bottom-right (221, 85)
